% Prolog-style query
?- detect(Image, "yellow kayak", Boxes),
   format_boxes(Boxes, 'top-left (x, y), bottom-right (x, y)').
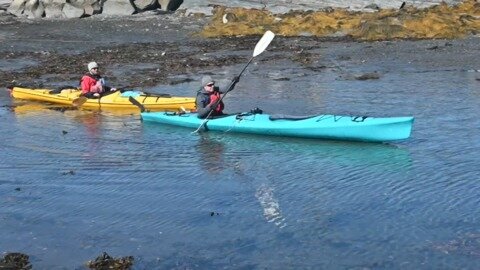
top-left (9, 87), bottom-right (196, 111)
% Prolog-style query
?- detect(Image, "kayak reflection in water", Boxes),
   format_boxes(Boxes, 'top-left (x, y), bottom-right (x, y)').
top-left (196, 134), bottom-right (225, 174)
top-left (80, 61), bottom-right (116, 99)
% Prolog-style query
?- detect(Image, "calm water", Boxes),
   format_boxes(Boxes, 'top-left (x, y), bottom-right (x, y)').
top-left (1, 41), bottom-right (480, 269)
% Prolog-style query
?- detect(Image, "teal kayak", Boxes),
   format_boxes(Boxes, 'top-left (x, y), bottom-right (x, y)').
top-left (140, 111), bottom-right (414, 142)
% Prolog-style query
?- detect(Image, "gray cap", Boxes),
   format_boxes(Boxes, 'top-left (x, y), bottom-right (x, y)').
top-left (202, 76), bottom-right (215, 86)
top-left (88, 61), bottom-right (98, 71)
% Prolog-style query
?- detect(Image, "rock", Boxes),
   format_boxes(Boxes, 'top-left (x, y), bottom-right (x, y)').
top-left (102, 0), bottom-right (135, 16)
top-left (7, 0), bottom-right (27, 16)
top-left (134, 0), bottom-right (157, 11)
top-left (364, 3), bottom-right (380, 10)
top-left (0, 0), bottom-right (10, 10)
top-left (24, 0), bottom-right (44, 18)
top-left (62, 2), bottom-right (84, 18)
top-left (158, 0), bottom-right (182, 11)
top-left (44, 0), bottom-right (66, 18)
top-left (355, 72), bottom-right (380, 80)
top-left (0, 253), bottom-right (32, 269)
top-left (83, 0), bottom-right (101, 16)
top-left (222, 12), bottom-right (236, 24)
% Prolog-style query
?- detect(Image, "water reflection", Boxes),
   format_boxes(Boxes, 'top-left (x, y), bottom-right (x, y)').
top-left (12, 101), bottom-right (139, 116)
top-left (198, 132), bottom-right (413, 171)
top-left (193, 131), bottom-right (413, 231)
top-left (196, 133), bottom-right (226, 174)
top-left (73, 111), bottom-right (102, 139)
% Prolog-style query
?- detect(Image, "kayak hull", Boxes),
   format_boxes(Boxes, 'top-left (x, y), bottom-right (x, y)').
top-left (10, 87), bottom-right (196, 110)
top-left (141, 112), bottom-right (414, 142)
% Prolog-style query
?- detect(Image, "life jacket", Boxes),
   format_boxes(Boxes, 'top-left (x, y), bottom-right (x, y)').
top-left (80, 73), bottom-right (103, 94)
top-left (208, 91), bottom-right (224, 113)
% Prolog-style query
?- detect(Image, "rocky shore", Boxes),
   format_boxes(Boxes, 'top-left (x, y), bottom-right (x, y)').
top-left (1, 8), bottom-right (480, 91)
top-left (0, 0), bottom-right (479, 95)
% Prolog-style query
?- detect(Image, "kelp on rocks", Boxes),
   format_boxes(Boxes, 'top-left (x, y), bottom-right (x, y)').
top-left (0, 253), bottom-right (32, 270)
top-left (201, 0), bottom-right (480, 41)
top-left (86, 252), bottom-right (134, 270)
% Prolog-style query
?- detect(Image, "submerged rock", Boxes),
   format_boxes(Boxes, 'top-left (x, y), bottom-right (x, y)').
top-left (0, 252), bottom-right (32, 270)
top-left (86, 252), bottom-right (134, 270)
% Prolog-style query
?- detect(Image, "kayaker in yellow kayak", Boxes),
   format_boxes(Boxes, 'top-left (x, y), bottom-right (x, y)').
top-left (80, 62), bottom-right (116, 98)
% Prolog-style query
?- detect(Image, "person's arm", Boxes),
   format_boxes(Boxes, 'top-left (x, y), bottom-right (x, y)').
top-left (195, 92), bottom-right (213, 118)
top-left (80, 76), bottom-right (91, 92)
top-left (81, 76), bottom-right (102, 93)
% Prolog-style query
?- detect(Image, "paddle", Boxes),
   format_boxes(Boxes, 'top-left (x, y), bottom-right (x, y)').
top-left (193, 30), bottom-right (275, 133)
top-left (71, 87), bottom-right (121, 108)
top-left (72, 96), bottom-right (87, 107)
top-left (128, 96), bottom-right (146, 112)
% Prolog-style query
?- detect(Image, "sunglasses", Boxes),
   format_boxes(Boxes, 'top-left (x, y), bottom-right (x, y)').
top-left (206, 83), bottom-right (214, 87)
top-left (91, 67), bottom-right (98, 70)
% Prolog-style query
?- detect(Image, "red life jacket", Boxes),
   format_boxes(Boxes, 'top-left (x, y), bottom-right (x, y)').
top-left (80, 73), bottom-right (102, 94)
top-left (208, 92), bottom-right (224, 113)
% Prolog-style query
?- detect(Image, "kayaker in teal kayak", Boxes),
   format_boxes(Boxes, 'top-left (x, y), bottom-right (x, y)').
top-left (195, 76), bottom-right (223, 118)
top-left (195, 75), bottom-right (240, 119)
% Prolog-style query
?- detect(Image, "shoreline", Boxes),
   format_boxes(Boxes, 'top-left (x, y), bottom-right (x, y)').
top-left (1, 10), bottom-right (479, 92)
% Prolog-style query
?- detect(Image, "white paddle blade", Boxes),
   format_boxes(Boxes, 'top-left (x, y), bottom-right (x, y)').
top-left (253, 30), bottom-right (275, 57)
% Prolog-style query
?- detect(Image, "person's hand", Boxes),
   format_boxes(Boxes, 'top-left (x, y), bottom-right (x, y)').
top-left (93, 93), bottom-right (100, 97)
top-left (227, 76), bottom-right (240, 92)
top-left (208, 94), bottom-right (220, 110)
top-left (209, 94), bottom-right (220, 103)
top-left (110, 88), bottom-right (117, 92)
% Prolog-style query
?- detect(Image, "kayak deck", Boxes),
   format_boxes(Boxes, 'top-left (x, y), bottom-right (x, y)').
top-left (10, 87), bottom-right (196, 110)
top-left (141, 111), bottom-right (414, 142)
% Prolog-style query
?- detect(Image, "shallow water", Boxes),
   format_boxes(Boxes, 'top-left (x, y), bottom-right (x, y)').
top-left (1, 39), bottom-right (480, 269)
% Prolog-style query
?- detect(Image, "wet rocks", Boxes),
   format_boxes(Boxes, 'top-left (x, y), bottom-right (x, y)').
top-left (202, 0), bottom-right (480, 41)
top-left (0, 252), bottom-right (32, 270)
top-left (355, 72), bottom-right (381, 80)
top-left (86, 252), bottom-right (134, 270)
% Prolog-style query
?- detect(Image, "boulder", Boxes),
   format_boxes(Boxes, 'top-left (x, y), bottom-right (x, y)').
top-left (62, 2), bottom-right (84, 18)
top-left (0, 0), bottom-right (11, 10)
top-left (134, 0), bottom-right (157, 11)
top-left (24, 0), bottom-right (44, 18)
top-left (158, 0), bottom-right (182, 11)
top-left (102, 0), bottom-right (135, 16)
top-left (7, 0), bottom-right (27, 16)
top-left (43, 0), bottom-right (66, 18)
top-left (82, 0), bottom-right (101, 16)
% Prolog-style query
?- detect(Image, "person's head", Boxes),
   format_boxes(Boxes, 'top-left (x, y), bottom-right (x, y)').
top-left (88, 62), bottom-right (99, 74)
top-left (202, 76), bottom-right (215, 92)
